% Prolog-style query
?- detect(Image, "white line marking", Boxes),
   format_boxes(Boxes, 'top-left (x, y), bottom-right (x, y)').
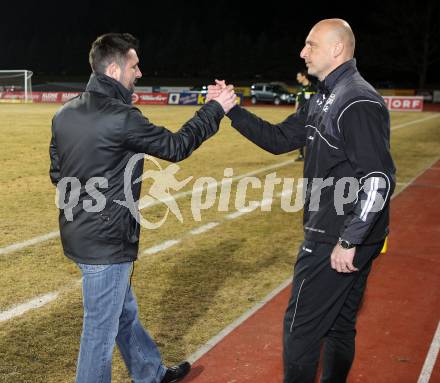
top-left (0, 231), bottom-right (59, 255)
top-left (142, 239), bottom-right (181, 256)
top-left (225, 198), bottom-right (273, 220)
top-left (0, 292), bottom-right (59, 322)
top-left (225, 206), bottom-right (257, 220)
top-left (187, 278), bottom-right (292, 364)
top-left (190, 222), bottom-right (220, 235)
top-left (417, 321), bottom-right (440, 383)
top-left (0, 160), bottom-right (295, 256)
top-left (391, 114), bottom-right (439, 131)
top-left (0, 196), bottom-right (280, 321)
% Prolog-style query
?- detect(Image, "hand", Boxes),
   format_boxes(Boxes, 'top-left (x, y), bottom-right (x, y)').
top-left (206, 79), bottom-right (228, 102)
top-left (210, 84), bottom-right (237, 114)
top-left (330, 244), bottom-right (358, 273)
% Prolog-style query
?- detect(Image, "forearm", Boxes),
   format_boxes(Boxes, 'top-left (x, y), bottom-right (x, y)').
top-left (124, 101), bottom-right (224, 162)
top-left (227, 106), bottom-right (307, 154)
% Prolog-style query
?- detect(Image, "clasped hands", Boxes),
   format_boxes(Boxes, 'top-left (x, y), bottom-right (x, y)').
top-left (206, 79), bottom-right (236, 114)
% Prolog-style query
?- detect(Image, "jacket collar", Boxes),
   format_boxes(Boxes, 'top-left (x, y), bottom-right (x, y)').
top-left (85, 73), bottom-right (133, 105)
top-left (318, 58), bottom-right (357, 95)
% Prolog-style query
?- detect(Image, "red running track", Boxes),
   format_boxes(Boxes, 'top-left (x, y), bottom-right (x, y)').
top-left (183, 161), bottom-right (440, 383)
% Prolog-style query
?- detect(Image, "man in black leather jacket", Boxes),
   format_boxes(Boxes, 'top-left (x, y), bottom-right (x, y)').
top-left (49, 33), bottom-right (236, 383)
top-left (208, 19), bottom-right (395, 383)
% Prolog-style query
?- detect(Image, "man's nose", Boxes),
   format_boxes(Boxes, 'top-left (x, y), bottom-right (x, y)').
top-left (300, 46), bottom-right (307, 59)
top-left (136, 68), bottom-right (142, 78)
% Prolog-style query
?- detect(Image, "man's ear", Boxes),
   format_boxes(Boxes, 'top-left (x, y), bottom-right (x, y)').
top-left (105, 62), bottom-right (121, 81)
top-left (333, 42), bottom-right (344, 58)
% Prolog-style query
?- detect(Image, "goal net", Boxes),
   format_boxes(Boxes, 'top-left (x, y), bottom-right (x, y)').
top-left (0, 70), bottom-right (33, 103)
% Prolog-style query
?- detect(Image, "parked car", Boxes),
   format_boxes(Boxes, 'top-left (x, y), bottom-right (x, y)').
top-left (189, 85), bottom-right (208, 94)
top-left (250, 83), bottom-right (295, 105)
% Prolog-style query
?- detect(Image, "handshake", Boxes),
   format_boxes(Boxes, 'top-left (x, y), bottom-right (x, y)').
top-left (206, 79), bottom-right (237, 114)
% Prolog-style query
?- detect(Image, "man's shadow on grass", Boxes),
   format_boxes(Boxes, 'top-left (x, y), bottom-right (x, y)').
top-left (154, 237), bottom-right (287, 364)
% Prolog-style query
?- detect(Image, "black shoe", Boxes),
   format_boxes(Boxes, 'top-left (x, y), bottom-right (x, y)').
top-left (161, 361), bottom-right (191, 383)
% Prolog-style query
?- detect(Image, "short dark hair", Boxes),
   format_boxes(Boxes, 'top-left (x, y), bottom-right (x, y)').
top-left (89, 33), bottom-right (139, 74)
top-left (297, 69), bottom-right (308, 78)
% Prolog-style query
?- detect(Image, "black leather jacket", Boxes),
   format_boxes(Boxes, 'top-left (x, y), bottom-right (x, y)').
top-left (227, 59), bottom-right (396, 245)
top-left (50, 73), bottom-right (224, 264)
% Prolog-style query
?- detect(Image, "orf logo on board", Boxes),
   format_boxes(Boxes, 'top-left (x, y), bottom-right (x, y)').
top-left (383, 96), bottom-right (423, 112)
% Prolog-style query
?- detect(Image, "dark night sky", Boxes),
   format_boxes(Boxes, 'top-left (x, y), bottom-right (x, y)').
top-left (1, 0), bottom-right (439, 87)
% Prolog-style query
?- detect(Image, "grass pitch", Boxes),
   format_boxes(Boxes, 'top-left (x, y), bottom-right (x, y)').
top-left (0, 103), bottom-right (439, 382)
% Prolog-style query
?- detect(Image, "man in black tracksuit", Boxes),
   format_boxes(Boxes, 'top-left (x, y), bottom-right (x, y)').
top-left (208, 19), bottom-right (395, 382)
top-left (294, 70), bottom-right (316, 161)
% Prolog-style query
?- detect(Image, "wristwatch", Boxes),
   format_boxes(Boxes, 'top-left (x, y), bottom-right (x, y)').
top-left (338, 237), bottom-right (356, 249)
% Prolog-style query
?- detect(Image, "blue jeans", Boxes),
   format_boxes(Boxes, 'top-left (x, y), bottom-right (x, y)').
top-left (76, 262), bottom-right (166, 383)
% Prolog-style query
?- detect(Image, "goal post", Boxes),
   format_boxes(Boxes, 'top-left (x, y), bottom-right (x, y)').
top-left (0, 70), bottom-right (33, 103)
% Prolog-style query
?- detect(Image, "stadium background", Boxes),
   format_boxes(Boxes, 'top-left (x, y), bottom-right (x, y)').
top-left (1, 0), bottom-right (440, 382)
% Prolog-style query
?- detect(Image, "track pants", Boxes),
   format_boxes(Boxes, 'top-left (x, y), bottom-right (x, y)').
top-left (283, 239), bottom-right (384, 383)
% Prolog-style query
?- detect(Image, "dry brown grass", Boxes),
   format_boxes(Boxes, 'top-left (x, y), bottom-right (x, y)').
top-left (0, 104), bottom-right (439, 382)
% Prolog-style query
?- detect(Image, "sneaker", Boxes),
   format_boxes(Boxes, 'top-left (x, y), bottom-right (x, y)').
top-left (161, 361), bottom-right (191, 383)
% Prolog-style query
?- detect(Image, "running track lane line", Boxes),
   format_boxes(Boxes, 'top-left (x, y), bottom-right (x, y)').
top-left (181, 159), bottom-right (440, 383)
top-left (1, 113), bottom-right (438, 256)
top-left (418, 322), bottom-right (440, 383)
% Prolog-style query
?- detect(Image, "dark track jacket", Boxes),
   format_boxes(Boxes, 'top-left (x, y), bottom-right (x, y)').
top-left (227, 59), bottom-right (396, 245)
top-left (50, 73), bottom-right (224, 264)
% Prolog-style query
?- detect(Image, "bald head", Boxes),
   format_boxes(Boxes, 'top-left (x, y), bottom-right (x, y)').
top-left (300, 19), bottom-right (356, 81)
top-left (314, 19), bottom-right (355, 57)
